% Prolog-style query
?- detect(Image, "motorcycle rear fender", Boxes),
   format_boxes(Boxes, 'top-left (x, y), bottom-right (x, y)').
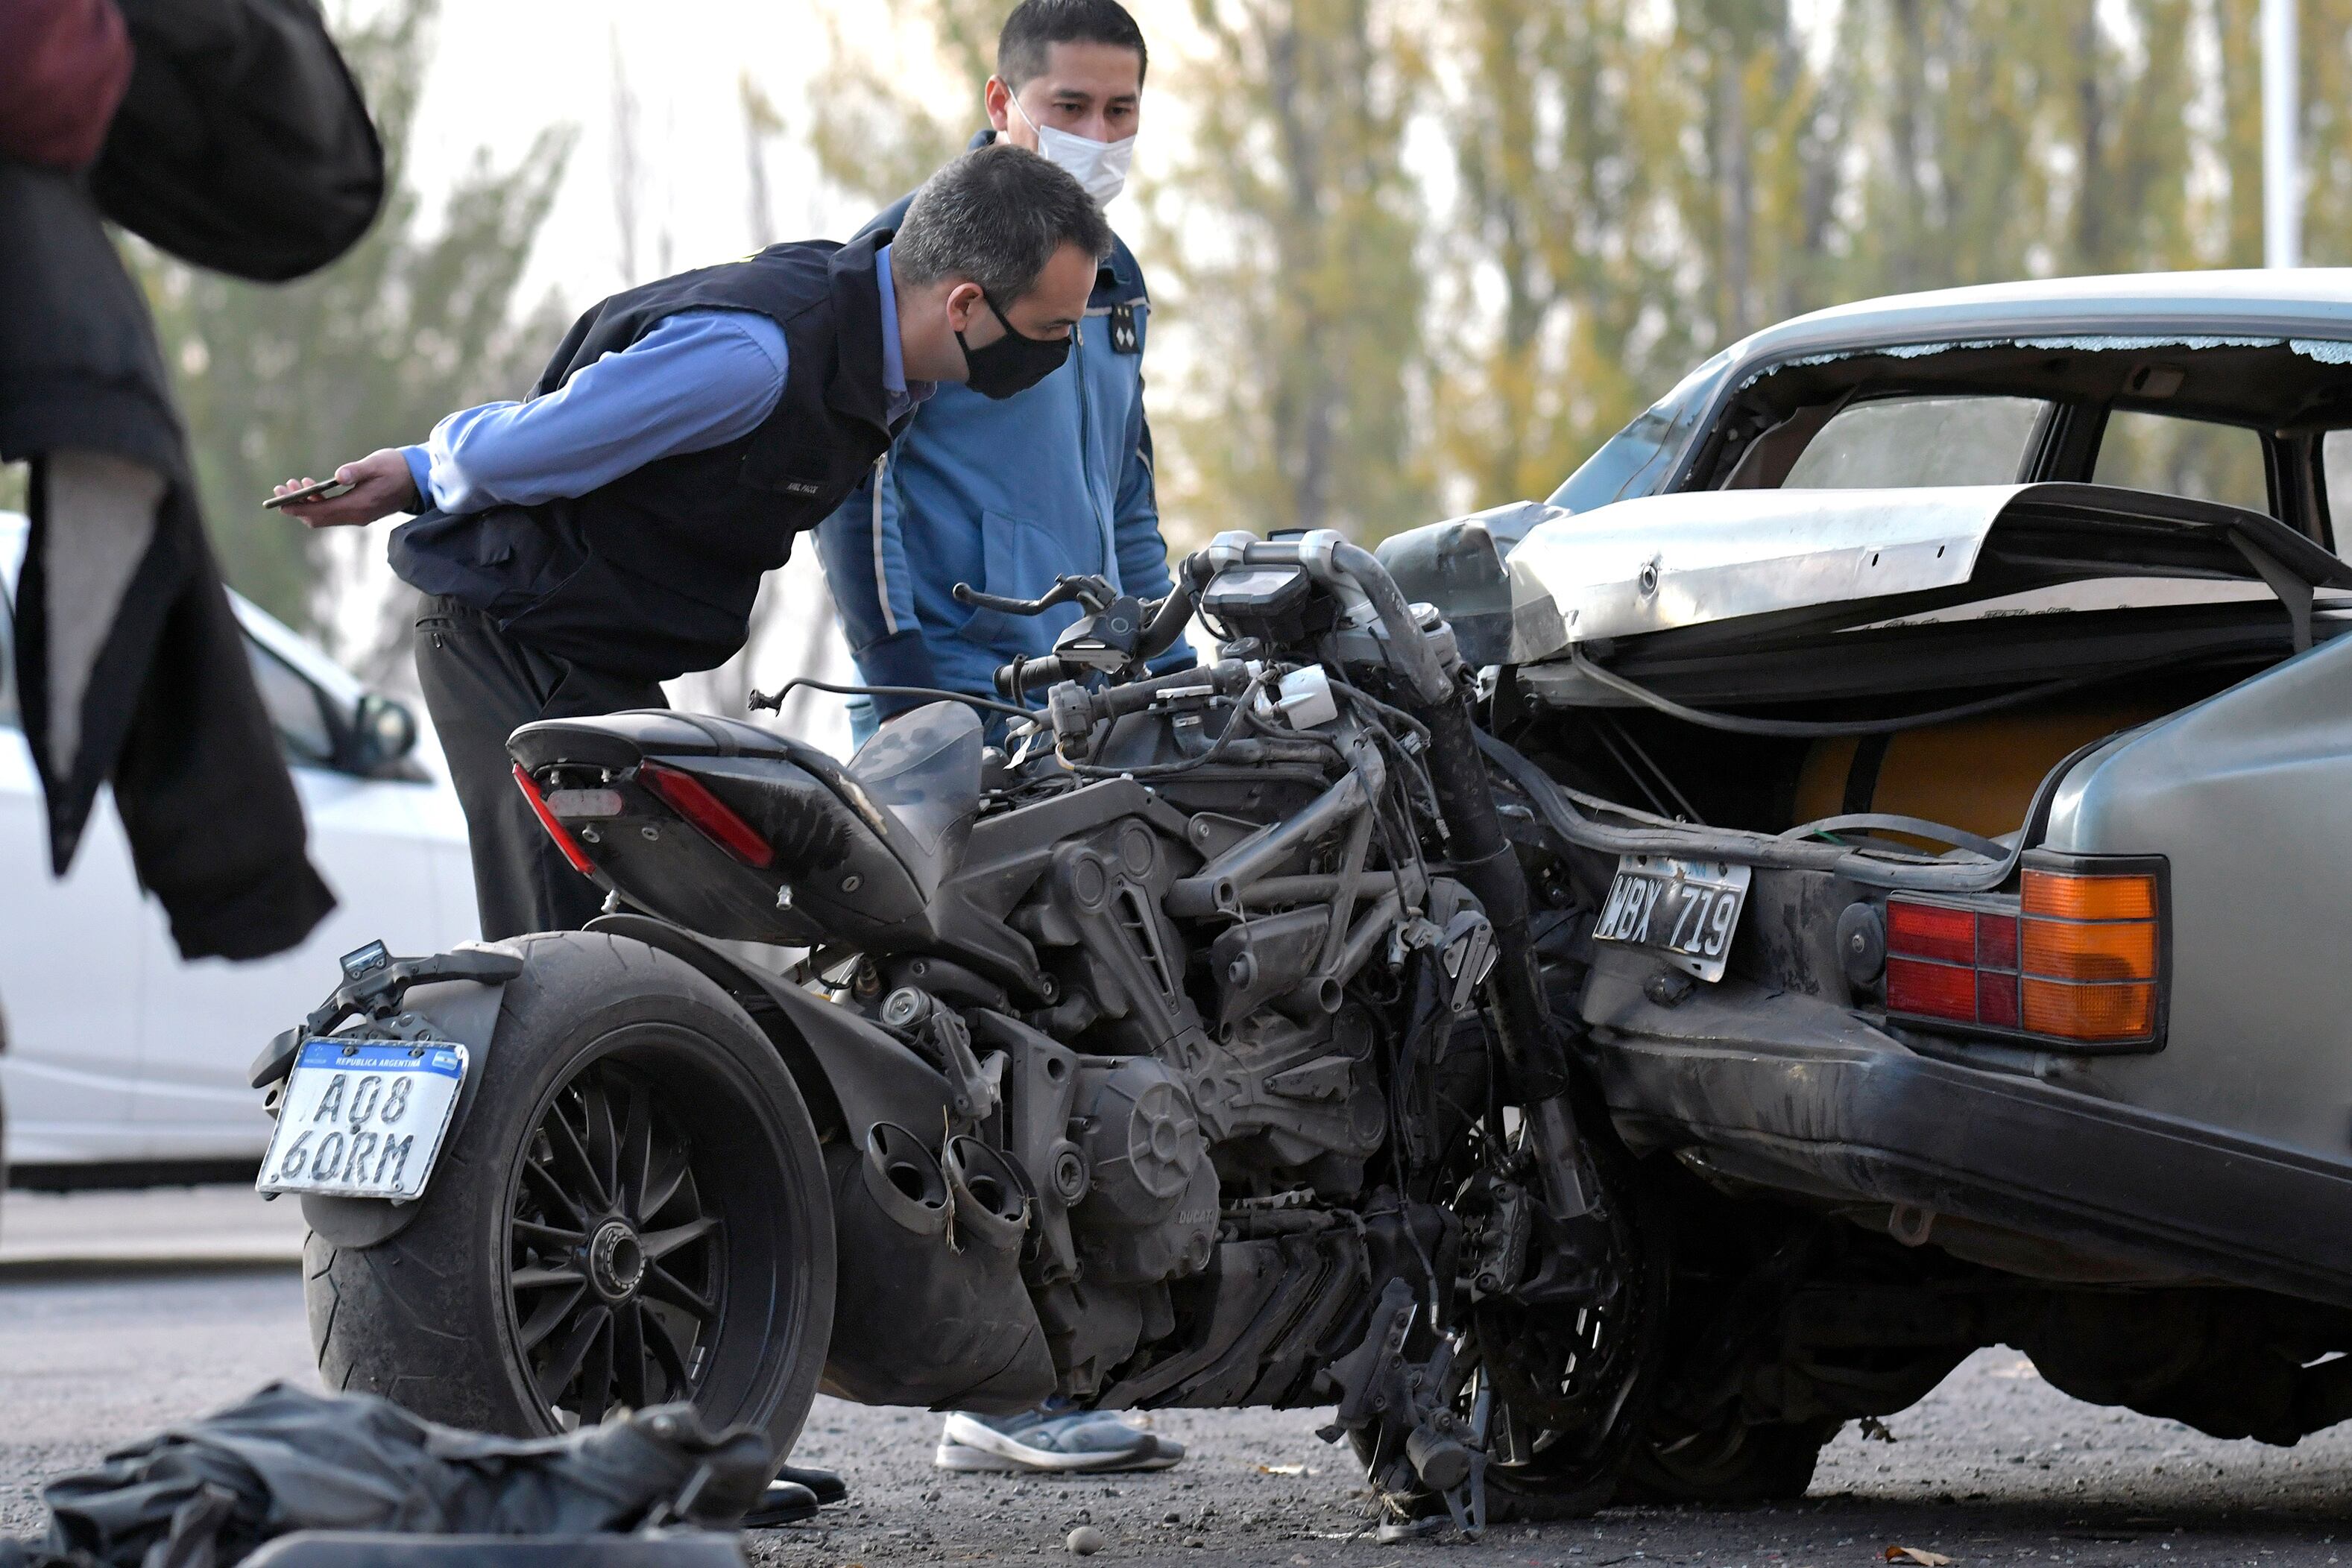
top-left (298, 967), bottom-right (512, 1251)
top-left (585, 913), bottom-right (956, 1145)
top-left (301, 921), bottom-right (954, 1251)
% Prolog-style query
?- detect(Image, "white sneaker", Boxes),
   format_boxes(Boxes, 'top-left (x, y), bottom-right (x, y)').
top-left (933, 1409), bottom-right (1181, 1473)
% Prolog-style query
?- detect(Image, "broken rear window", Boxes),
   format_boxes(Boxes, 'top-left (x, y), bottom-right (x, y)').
top-left (2093, 409), bottom-right (2271, 516)
top-left (1782, 395), bottom-right (2047, 489)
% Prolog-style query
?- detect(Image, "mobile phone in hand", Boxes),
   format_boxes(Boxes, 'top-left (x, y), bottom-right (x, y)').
top-left (263, 478), bottom-right (355, 510)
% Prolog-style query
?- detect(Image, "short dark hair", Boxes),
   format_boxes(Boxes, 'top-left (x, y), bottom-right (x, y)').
top-left (997, 0), bottom-right (1147, 92)
top-left (893, 143), bottom-right (1113, 303)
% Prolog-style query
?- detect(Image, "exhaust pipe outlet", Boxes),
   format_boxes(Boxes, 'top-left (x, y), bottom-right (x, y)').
top-left (863, 1121), bottom-right (950, 1238)
top-left (822, 1122), bottom-right (1053, 1414)
top-left (945, 1136), bottom-right (1030, 1251)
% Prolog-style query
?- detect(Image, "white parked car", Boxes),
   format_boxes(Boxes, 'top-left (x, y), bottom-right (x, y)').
top-left (0, 513), bottom-right (478, 1176)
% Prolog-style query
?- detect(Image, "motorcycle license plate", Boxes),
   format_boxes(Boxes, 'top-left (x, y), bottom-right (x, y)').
top-left (1594, 856), bottom-right (1752, 983)
top-left (256, 1040), bottom-right (467, 1201)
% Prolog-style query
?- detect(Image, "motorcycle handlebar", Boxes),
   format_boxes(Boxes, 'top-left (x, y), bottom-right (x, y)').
top-left (993, 655), bottom-right (1076, 700)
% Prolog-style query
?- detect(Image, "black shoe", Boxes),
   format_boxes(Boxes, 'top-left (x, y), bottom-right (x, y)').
top-left (772, 1464), bottom-right (847, 1507)
top-left (741, 1479), bottom-right (821, 1528)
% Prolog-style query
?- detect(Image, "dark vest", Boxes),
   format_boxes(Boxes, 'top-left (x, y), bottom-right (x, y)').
top-left (389, 230), bottom-right (907, 682)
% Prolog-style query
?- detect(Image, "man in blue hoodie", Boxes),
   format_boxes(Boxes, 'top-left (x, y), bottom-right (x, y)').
top-left (816, 0), bottom-right (1189, 750)
top-left (813, 0), bottom-right (1191, 1474)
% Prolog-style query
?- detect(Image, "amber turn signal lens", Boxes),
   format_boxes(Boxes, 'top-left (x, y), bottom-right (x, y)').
top-left (2020, 917), bottom-right (2158, 983)
top-left (2022, 869), bottom-right (2157, 921)
top-left (2021, 979), bottom-right (2157, 1041)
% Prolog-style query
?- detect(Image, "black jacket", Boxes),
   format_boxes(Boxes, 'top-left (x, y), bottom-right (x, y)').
top-left (0, 0), bottom-right (381, 961)
top-left (388, 230), bottom-right (911, 684)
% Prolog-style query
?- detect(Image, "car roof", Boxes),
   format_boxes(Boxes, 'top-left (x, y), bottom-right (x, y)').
top-left (1727, 268), bottom-right (2352, 368)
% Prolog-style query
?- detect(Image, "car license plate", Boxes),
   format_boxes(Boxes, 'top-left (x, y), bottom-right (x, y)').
top-left (1594, 855), bottom-right (1753, 983)
top-left (256, 1039), bottom-right (467, 1201)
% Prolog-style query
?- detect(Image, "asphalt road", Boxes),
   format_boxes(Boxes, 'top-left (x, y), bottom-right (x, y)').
top-left (8, 1265), bottom-right (2352, 1567)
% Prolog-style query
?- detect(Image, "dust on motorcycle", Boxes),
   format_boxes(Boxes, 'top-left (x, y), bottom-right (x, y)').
top-left (256, 535), bottom-right (1658, 1534)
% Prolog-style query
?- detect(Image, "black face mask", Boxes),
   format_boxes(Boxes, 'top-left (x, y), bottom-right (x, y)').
top-left (956, 291), bottom-right (1072, 400)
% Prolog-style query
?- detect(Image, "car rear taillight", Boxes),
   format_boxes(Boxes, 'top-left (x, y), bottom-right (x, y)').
top-left (512, 764), bottom-right (599, 878)
top-left (2019, 867), bottom-right (2160, 1043)
top-left (1882, 859), bottom-right (2164, 1049)
top-left (637, 762), bottom-right (775, 869)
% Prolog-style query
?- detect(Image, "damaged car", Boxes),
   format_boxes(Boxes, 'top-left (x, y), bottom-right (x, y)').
top-left (250, 268), bottom-right (2352, 1531)
top-left (1378, 268), bottom-right (2352, 1500)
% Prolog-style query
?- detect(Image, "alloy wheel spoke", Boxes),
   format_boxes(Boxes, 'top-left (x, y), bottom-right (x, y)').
top-left (514, 1218), bottom-right (587, 1252)
top-left (643, 1262), bottom-right (716, 1321)
top-left (640, 1216), bottom-right (719, 1262)
top-left (511, 1263), bottom-right (586, 1291)
top-left (520, 1160), bottom-right (585, 1227)
top-left (581, 1073), bottom-right (622, 1208)
top-left (576, 1312), bottom-right (616, 1424)
top-left (613, 1303), bottom-right (652, 1412)
top-left (619, 1084), bottom-right (653, 1219)
top-left (535, 1303), bottom-right (611, 1406)
top-left (641, 1306), bottom-right (695, 1396)
top-left (540, 1101), bottom-right (611, 1214)
top-left (519, 1283), bottom-right (587, 1352)
top-left (639, 1148), bottom-right (690, 1221)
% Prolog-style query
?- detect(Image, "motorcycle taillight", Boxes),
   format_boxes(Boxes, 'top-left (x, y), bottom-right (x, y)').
top-left (511, 765), bottom-right (598, 878)
top-left (637, 762), bottom-right (776, 870)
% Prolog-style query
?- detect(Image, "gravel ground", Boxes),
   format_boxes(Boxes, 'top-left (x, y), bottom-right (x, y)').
top-left (8, 1268), bottom-right (2352, 1566)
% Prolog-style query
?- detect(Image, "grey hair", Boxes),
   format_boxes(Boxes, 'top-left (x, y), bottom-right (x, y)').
top-left (892, 143), bottom-right (1112, 304)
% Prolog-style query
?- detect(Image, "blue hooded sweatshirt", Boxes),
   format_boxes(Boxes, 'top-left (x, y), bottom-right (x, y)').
top-left (813, 140), bottom-right (1193, 718)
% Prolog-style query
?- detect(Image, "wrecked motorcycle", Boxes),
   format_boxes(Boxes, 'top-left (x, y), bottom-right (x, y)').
top-left (252, 533), bottom-right (1658, 1529)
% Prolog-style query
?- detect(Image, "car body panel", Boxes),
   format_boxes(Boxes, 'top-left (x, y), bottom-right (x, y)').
top-left (2037, 631), bottom-right (2352, 1163)
top-left (1508, 484), bottom-right (2018, 650)
top-left (0, 513), bottom-right (477, 1168)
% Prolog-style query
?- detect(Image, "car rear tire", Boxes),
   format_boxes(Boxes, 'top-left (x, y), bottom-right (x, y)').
top-left (306, 930), bottom-right (833, 1457)
top-left (1616, 1417), bottom-right (1840, 1505)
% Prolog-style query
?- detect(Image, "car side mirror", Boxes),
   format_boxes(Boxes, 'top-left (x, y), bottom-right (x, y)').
top-left (350, 692), bottom-right (418, 772)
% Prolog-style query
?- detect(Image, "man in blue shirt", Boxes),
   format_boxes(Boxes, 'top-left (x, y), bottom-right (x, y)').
top-left (816, 0), bottom-right (1190, 749)
top-left (275, 145), bottom-right (1109, 941)
top-left (816, 0), bottom-right (1190, 1478)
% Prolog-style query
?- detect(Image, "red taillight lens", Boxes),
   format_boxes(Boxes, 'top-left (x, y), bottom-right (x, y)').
top-left (1887, 900), bottom-right (1976, 964)
top-left (637, 762), bottom-right (775, 869)
top-left (512, 765), bottom-right (599, 879)
top-left (1885, 955), bottom-right (1979, 1021)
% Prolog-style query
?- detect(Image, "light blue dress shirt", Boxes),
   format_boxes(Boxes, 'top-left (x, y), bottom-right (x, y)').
top-left (400, 247), bottom-right (926, 514)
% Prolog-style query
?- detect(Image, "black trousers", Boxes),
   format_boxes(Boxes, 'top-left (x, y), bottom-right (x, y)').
top-left (414, 595), bottom-right (665, 941)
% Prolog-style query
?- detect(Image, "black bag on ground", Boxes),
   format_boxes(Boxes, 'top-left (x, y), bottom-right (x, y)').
top-left (90, 0), bottom-right (384, 280)
top-left (28, 1382), bottom-right (772, 1568)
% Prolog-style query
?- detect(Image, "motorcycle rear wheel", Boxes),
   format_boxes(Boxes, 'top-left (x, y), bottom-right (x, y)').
top-left (306, 930), bottom-right (834, 1457)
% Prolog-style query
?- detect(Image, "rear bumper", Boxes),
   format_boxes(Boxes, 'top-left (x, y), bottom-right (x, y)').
top-left (1578, 947), bottom-right (2352, 1308)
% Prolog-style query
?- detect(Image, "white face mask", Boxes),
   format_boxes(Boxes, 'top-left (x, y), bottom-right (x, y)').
top-left (1011, 94), bottom-right (1135, 206)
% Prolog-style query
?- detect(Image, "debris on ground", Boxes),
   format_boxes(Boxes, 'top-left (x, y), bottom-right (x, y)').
top-left (12, 1382), bottom-right (772, 1567)
top-left (1882, 1549), bottom-right (1954, 1566)
top-left (1065, 1525), bottom-right (1106, 1555)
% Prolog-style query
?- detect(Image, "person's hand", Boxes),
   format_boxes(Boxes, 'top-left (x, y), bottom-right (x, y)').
top-left (273, 448), bottom-right (421, 528)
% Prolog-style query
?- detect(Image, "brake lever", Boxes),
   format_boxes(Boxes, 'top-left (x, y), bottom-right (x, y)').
top-left (953, 574), bottom-right (1117, 617)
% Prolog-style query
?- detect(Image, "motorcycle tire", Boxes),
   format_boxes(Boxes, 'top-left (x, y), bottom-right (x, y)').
top-left (306, 929), bottom-right (835, 1458)
top-left (1615, 1418), bottom-right (1841, 1506)
top-left (1471, 1129), bottom-right (1674, 1523)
